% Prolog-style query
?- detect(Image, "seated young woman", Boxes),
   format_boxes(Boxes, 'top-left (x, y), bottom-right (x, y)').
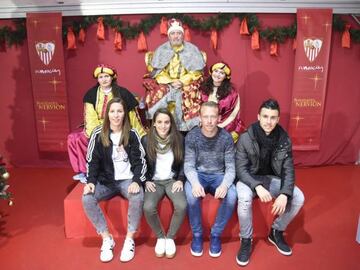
top-left (142, 108), bottom-right (187, 258)
top-left (82, 97), bottom-right (147, 263)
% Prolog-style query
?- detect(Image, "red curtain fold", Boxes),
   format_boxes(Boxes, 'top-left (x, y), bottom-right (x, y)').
top-left (240, 18), bottom-right (250, 35)
top-left (97, 17), bottom-right (105, 40)
top-left (78, 28), bottom-right (86, 43)
top-left (251, 29), bottom-right (260, 50)
top-left (137, 32), bottom-right (147, 52)
top-left (66, 27), bottom-right (76, 50)
top-left (341, 24), bottom-right (351, 48)
top-left (293, 36), bottom-right (297, 50)
top-left (210, 29), bottom-right (218, 50)
top-left (160, 17), bottom-right (168, 36)
top-left (270, 41), bottom-right (278, 56)
top-left (184, 25), bottom-right (191, 42)
top-left (114, 31), bottom-right (122, 51)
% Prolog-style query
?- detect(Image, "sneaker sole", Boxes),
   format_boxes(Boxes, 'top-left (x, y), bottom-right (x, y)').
top-left (190, 248), bottom-right (203, 257)
top-left (100, 258), bottom-right (113, 263)
top-left (120, 251), bottom-right (134, 262)
top-left (209, 250), bottom-right (221, 258)
top-left (236, 256), bottom-right (249, 266)
top-left (268, 236), bottom-right (292, 256)
top-left (120, 255), bottom-right (134, 263)
top-left (165, 252), bottom-right (176, 259)
top-left (155, 252), bottom-right (165, 258)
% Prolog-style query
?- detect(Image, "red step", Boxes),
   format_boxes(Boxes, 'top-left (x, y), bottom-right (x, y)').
top-left (64, 183), bottom-right (273, 239)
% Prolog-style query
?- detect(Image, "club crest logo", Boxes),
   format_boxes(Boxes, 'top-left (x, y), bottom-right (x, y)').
top-left (303, 38), bottom-right (322, 62)
top-left (35, 42), bottom-right (55, 65)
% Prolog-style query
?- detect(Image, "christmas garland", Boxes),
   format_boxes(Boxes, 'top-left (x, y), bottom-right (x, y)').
top-left (0, 19), bottom-right (26, 47)
top-left (0, 155), bottom-right (13, 206)
top-left (0, 14), bottom-right (359, 49)
top-left (62, 13), bottom-right (297, 44)
top-left (333, 15), bottom-right (360, 42)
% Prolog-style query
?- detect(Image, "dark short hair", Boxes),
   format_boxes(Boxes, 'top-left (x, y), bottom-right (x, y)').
top-left (258, 99), bottom-right (280, 114)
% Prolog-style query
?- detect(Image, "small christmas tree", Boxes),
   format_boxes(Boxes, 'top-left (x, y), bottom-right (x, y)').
top-left (0, 154), bottom-right (13, 205)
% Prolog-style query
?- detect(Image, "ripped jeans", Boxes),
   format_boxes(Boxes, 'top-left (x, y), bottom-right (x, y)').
top-left (82, 179), bottom-right (144, 234)
top-left (236, 176), bottom-right (304, 239)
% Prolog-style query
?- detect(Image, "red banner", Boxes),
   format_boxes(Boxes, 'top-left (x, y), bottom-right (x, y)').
top-left (288, 9), bottom-right (332, 150)
top-left (26, 13), bottom-right (69, 152)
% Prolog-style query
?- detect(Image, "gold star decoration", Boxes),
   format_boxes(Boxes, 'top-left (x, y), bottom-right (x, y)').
top-left (32, 19), bottom-right (39, 28)
top-left (40, 116), bottom-right (49, 131)
top-left (292, 113), bottom-right (304, 129)
top-left (49, 77), bottom-right (61, 92)
top-left (323, 21), bottom-right (331, 32)
top-left (53, 25), bottom-right (61, 33)
top-left (301, 15), bottom-right (311, 24)
top-left (309, 74), bottom-right (323, 90)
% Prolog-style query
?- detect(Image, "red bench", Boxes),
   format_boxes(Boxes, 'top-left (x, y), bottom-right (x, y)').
top-left (64, 183), bottom-right (273, 239)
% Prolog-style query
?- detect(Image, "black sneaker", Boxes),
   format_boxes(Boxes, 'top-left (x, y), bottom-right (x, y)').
top-left (236, 238), bottom-right (252, 266)
top-left (268, 228), bottom-right (292, 256)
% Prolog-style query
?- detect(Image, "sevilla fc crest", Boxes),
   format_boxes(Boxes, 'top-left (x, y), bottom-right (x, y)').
top-left (303, 39), bottom-right (322, 62)
top-left (35, 42), bottom-right (55, 65)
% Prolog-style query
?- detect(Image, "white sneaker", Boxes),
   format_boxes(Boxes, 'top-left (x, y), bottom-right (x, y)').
top-left (165, 238), bottom-right (176, 258)
top-left (155, 238), bottom-right (166, 257)
top-left (100, 237), bottom-right (115, 262)
top-left (120, 238), bottom-right (135, 262)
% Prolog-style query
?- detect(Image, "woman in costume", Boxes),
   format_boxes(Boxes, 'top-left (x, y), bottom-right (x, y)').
top-left (200, 62), bottom-right (245, 142)
top-left (67, 65), bottom-right (145, 182)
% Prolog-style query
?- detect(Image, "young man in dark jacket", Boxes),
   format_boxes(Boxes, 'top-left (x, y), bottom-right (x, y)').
top-left (235, 99), bottom-right (304, 266)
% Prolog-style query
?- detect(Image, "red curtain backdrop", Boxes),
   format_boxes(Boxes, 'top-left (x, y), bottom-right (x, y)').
top-left (289, 9), bottom-right (333, 151)
top-left (26, 13), bottom-right (70, 153)
top-left (0, 14), bottom-right (359, 167)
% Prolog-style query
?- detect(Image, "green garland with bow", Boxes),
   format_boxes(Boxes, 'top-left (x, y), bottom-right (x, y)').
top-left (0, 14), bottom-right (359, 48)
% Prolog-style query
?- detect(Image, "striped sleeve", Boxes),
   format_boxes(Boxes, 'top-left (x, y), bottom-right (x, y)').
top-left (85, 125), bottom-right (102, 184)
top-left (86, 125), bottom-right (102, 162)
top-left (129, 129), bottom-right (147, 184)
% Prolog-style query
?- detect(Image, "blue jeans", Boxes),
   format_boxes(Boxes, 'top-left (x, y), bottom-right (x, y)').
top-left (236, 176), bottom-right (305, 239)
top-left (82, 179), bottom-right (144, 234)
top-left (185, 172), bottom-right (237, 237)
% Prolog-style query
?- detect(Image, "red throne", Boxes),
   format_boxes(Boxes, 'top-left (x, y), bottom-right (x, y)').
top-left (64, 183), bottom-right (274, 239)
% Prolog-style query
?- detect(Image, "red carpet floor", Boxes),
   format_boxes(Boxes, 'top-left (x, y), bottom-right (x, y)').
top-left (0, 165), bottom-right (359, 270)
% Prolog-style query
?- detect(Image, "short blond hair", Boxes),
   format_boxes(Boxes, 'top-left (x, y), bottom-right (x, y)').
top-left (200, 101), bottom-right (219, 114)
